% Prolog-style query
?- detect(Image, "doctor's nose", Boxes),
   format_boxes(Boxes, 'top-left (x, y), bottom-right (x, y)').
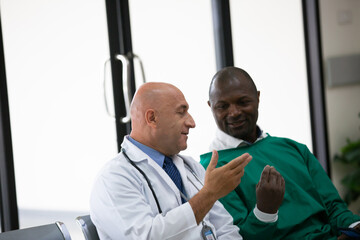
top-left (186, 113), bottom-right (196, 128)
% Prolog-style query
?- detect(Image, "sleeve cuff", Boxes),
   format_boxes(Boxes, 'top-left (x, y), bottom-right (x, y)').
top-left (253, 205), bottom-right (278, 223)
top-left (349, 221), bottom-right (360, 228)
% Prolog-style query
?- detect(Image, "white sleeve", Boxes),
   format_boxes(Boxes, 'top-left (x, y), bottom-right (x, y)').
top-left (191, 161), bottom-right (243, 239)
top-left (209, 201), bottom-right (243, 239)
top-left (349, 221), bottom-right (360, 228)
top-left (253, 205), bottom-right (278, 223)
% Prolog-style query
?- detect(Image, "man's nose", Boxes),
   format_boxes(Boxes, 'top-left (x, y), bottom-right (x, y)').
top-left (228, 104), bottom-right (242, 116)
top-left (186, 113), bottom-right (196, 128)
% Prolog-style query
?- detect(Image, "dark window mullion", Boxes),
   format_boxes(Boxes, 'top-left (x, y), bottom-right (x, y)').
top-left (105, 0), bottom-right (136, 151)
top-left (302, 0), bottom-right (330, 175)
top-left (0, 15), bottom-right (19, 231)
top-left (211, 0), bottom-right (234, 70)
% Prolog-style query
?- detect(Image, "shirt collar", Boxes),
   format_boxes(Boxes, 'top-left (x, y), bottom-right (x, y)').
top-left (237, 126), bottom-right (264, 146)
top-left (127, 136), bottom-right (165, 167)
top-left (211, 126), bottom-right (267, 150)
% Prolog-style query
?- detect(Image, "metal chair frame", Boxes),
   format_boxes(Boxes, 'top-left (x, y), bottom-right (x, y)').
top-left (75, 215), bottom-right (100, 240)
top-left (0, 221), bottom-right (71, 240)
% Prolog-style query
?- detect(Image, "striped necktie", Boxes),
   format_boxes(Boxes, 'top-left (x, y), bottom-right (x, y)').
top-left (163, 156), bottom-right (186, 203)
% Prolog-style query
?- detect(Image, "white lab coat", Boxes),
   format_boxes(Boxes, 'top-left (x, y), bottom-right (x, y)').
top-left (90, 136), bottom-right (242, 240)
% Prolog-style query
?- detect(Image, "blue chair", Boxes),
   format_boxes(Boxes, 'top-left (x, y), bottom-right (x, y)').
top-left (75, 215), bottom-right (99, 240)
top-left (0, 221), bottom-right (71, 240)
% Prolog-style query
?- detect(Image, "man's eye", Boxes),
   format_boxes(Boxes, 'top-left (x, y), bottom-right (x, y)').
top-left (215, 105), bottom-right (226, 109)
top-left (238, 100), bottom-right (250, 106)
top-left (177, 111), bottom-right (186, 115)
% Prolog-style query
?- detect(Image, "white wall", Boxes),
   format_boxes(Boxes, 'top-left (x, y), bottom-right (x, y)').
top-left (320, 0), bottom-right (360, 212)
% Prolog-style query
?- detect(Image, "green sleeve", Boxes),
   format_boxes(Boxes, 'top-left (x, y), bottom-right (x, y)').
top-left (219, 186), bottom-right (277, 240)
top-left (304, 146), bottom-right (360, 229)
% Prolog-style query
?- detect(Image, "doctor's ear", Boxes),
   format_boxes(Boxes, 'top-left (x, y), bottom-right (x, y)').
top-left (145, 109), bottom-right (157, 127)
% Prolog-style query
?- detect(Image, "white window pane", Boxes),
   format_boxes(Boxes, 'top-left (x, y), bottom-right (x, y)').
top-left (1, 0), bottom-right (116, 238)
top-left (230, 0), bottom-right (312, 149)
top-left (129, 0), bottom-right (217, 158)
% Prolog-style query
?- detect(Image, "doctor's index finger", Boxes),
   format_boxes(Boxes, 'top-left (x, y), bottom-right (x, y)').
top-left (207, 150), bottom-right (219, 170)
top-left (228, 153), bottom-right (252, 170)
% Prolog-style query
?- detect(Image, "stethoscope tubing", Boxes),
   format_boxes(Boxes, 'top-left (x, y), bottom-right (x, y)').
top-left (122, 150), bottom-right (204, 214)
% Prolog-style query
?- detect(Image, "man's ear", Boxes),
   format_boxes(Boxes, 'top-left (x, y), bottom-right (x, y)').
top-left (145, 109), bottom-right (157, 127)
top-left (207, 100), bottom-right (211, 107)
top-left (257, 91), bottom-right (260, 103)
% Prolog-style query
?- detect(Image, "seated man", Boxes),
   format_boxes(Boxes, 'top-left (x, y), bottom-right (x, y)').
top-left (200, 66), bottom-right (360, 240)
top-left (90, 82), bottom-right (252, 239)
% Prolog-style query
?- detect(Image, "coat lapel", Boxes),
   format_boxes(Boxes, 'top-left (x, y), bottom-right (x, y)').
top-left (121, 137), bottom-right (183, 205)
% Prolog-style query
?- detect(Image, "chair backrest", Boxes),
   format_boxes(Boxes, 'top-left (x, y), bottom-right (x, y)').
top-left (75, 215), bottom-right (100, 240)
top-left (0, 221), bottom-right (71, 240)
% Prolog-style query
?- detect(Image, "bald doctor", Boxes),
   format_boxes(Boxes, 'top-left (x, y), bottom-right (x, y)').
top-left (90, 82), bottom-right (251, 239)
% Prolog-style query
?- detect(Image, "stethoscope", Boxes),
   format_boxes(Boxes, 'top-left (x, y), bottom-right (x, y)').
top-left (122, 150), bottom-right (204, 214)
top-left (122, 150), bottom-right (218, 240)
